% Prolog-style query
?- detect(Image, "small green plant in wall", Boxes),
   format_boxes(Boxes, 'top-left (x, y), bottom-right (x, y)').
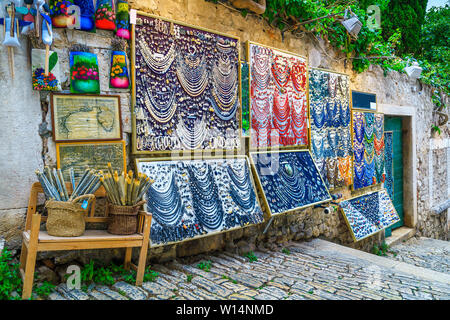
top-left (372, 242), bottom-right (396, 257)
top-left (197, 260), bottom-right (212, 272)
top-left (282, 248), bottom-right (291, 255)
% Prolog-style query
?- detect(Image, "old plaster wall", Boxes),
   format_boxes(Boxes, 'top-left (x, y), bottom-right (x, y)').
top-left (0, 0), bottom-right (448, 264)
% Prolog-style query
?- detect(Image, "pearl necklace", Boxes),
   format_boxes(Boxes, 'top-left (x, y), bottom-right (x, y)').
top-left (271, 55), bottom-right (290, 89)
top-left (251, 45), bottom-right (272, 91)
top-left (144, 86), bottom-right (177, 124)
top-left (176, 48), bottom-right (209, 97)
top-left (138, 35), bottom-right (176, 75)
top-left (175, 114), bottom-right (208, 150)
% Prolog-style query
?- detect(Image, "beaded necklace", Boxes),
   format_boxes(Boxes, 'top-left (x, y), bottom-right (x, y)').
top-left (211, 54), bottom-right (238, 116)
top-left (227, 164), bottom-right (257, 212)
top-left (291, 60), bottom-right (307, 93)
top-left (364, 113), bottom-right (375, 144)
top-left (328, 74), bottom-right (337, 98)
top-left (271, 55), bottom-right (290, 89)
top-left (138, 34), bottom-right (176, 75)
top-left (339, 101), bottom-right (351, 127)
top-left (146, 172), bottom-right (185, 227)
top-left (311, 133), bottom-right (325, 160)
top-left (290, 92), bottom-right (308, 143)
top-left (175, 114), bottom-right (208, 150)
top-left (374, 153), bottom-right (385, 184)
top-left (272, 87), bottom-right (291, 138)
top-left (311, 101), bottom-right (326, 129)
top-left (176, 47), bottom-right (209, 97)
top-left (251, 46), bottom-right (271, 91)
top-left (187, 164), bottom-right (224, 230)
top-left (325, 157), bottom-right (338, 188)
top-left (338, 156), bottom-right (352, 186)
top-left (144, 86), bottom-right (177, 124)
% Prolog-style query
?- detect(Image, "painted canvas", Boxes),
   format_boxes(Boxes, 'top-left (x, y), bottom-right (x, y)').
top-left (56, 141), bottom-right (126, 180)
top-left (248, 42), bottom-right (308, 149)
top-left (353, 111), bottom-right (385, 190)
top-left (51, 94), bottom-right (122, 142)
top-left (250, 150), bottom-right (331, 216)
top-left (339, 189), bottom-right (401, 241)
top-left (32, 49), bottom-right (62, 91)
top-left (136, 157), bottom-right (264, 246)
top-left (110, 51), bottom-right (130, 89)
top-left (49, 0), bottom-right (76, 28)
top-left (70, 51), bottom-right (100, 94)
top-left (309, 68), bottom-right (352, 190)
top-left (95, 0), bottom-right (115, 30)
top-left (115, 0), bottom-right (130, 39)
top-left (241, 60), bottom-right (250, 137)
top-left (384, 131), bottom-right (394, 200)
top-left (74, 0), bottom-right (96, 32)
top-left (133, 14), bottom-right (241, 153)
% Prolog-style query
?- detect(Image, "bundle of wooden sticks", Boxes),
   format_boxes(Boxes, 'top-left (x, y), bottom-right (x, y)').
top-left (98, 163), bottom-right (153, 206)
top-left (35, 166), bottom-right (101, 202)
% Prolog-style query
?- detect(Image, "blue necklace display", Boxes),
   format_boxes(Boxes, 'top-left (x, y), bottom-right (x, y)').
top-left (311, 132), bottom-right (325, 160)
top-left (186, 164), bottom-right (224, 230)
top-left (339, 101), bottom-right (350, 127)
top-left (311, 101), bottom-right (326, 129)
top-left (227, 164), bottom-right (257, 212)
top-left (146, 172), bottom-right (186, 227)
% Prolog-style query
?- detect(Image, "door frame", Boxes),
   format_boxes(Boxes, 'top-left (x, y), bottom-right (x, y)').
top-left (378, 103), bottom-right (417, 228)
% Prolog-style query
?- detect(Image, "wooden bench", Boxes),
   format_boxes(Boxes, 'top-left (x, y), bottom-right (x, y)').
top-left (19, 182), bottom-right (152, 300)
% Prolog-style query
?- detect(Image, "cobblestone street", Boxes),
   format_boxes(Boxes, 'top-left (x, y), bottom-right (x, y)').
top-left (47, 238), bottom-right (450, 301)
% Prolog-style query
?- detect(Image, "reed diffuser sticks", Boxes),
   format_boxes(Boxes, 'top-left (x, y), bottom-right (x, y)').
top-left (98, 163), bottom-right (153, 206)
top-left (35, 166), bottom-right (101, 202)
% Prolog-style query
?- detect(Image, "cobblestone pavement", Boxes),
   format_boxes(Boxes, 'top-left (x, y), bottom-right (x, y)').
top-left (48, 239), bottom-right (450, 301)
top-left (386, 237), bottom-right (450, 274)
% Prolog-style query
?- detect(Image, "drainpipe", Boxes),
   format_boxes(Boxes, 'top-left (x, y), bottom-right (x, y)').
top-left (230, 0), bottom-right (266, 15)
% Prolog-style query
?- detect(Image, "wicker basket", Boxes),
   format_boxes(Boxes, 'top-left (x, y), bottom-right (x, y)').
top-left (107, 200), bottom-right (146, 235)
top-left (45, 194), bottom-right (95, 237)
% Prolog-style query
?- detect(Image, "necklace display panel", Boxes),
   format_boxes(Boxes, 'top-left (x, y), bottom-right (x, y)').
top-left (133, 14), bottom-right (241, 153)
top-left (136, 157), bottom-right (263, 246)
top-left (352, 111), bottom-right (385, 190)
top-left (250, 150), bottom-right (331, 216)
top-left (248, 42), bottom-right (308, 149)
top-left (339, 189), bottom-right (400, 242)
top-left (309, 68), bottom-right (351, 190)
top-left (384, 131), bottom-right (394, 200)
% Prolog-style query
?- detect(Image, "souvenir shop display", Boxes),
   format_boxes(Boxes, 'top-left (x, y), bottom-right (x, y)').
top-left (135, 156), bottom-right (264, 246)
top-left (95, 0), bottom-right (115, 30)
top-left (69, 50), bottom-right (100, 94)
top-left (50, 93), bottom-right (122, 141)
top-left (339, 189), bottom-right (400, 242)
top-left (248, 41), bottom-right (309, 149)
top-left (309, 68), bottom-right (352, 190)
top-left (98, 164), bottom-right (153, 235)
top-left (56, 140), bottom-right (126, 180)
top-left (32, 48), bottom-right (62, 91)
top-left (384, 131), bottom-right (394, 200)
top-left (241, 60), bottom-right (250, 137)
top-left (352, 111), bottom-right (385, 190)
top-left (115, 0), bottom-right (129, 39)
top-left (351, 90), bottom-right (377, 110)
top-left (132, 13), bottom-right (241, 153)
top-left (250, 150), bottom-right (331, 217)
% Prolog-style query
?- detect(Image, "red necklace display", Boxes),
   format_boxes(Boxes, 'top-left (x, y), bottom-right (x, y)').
top-left (271, 55), bottom-right (290, 89)
top-left (291, 61), bottom-right (307, 93)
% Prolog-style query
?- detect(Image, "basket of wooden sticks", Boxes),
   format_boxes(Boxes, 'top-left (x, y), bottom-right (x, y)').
top-left (99, 164), bottom-right (153, 235)
top-left (35, 166), bottom-right (101, 237)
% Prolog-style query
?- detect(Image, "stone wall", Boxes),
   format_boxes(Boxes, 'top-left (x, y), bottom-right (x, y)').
top-left (0, 0), bottom-right (448, 264)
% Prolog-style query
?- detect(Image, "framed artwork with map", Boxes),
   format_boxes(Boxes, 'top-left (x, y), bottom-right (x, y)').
top-left (50, 93), bottom-right (122, 142)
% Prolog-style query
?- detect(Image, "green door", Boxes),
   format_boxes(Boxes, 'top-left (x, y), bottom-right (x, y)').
top-left (384, 116), bottom-right (404, 237)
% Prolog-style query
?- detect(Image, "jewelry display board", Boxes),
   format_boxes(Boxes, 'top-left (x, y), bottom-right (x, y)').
top-left (56, 140), bottom-right (126, 180)
top-left (135, 156), bottom-right (264, 247)
top-left (51, 93), bottom-right (122, 142)
top-left (131, 13), bottom-right (241, 153)
top-left (352, 110), bottom-right (385, 190)
top-left (309, 68), bottom-right (351, 190)
top-left (249, 150), bottom-right (331, 217)
top-left (384, 131), bottom-right (394, 200)
top-left (247, 41), bottom-right (309, 149)
top-left (339, 189), bottom-right (400, 242)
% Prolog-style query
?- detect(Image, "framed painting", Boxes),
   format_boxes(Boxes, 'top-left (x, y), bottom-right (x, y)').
top-left (56, 140), bottom-right (126, 180)
top-left (32, 48), bottom-right (62, 91)
top-left (309, 68), bottom-right (351, 190)
top-left (249, 150), bottom-right (331, 217)
top-left (70, 51), bottom-right (100, 94)
top-left (247, 41), bottom-right (309, 150)
top-left (135, 156), bottom-right (264, 247)
top-left (352, 110), bottom-right (385, 190)
top-left (384, 131), bottom-right (394, 200)
top-left (131, 12), bottom-right (241, 154)
top-left (339, 189), bottom-right (401, 242)
top-left (51, 93), bottom-right (122, 142)
top-left (351, 90), bottom-right (377, 111)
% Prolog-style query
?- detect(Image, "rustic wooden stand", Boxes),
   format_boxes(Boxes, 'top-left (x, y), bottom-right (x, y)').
top-left (19, 182), bottom-right (152, 300)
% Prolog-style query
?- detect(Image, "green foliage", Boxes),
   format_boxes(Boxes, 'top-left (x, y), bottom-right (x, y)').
top-left (34, 282), bottom-right (56, 298)
top-left (0, 248), bottom-right (22, 300)
top-left (372, 242), bottom-right (396, 256)
top-left (222, 275), bottom-right (238, 284)
top-left (281, 248), bottom-right (291, 255)
top-left (244, 251), bottom-right (258, 263)
top-left (197, 260), bottom-right (212, 272)
top-left (186, 274), bottom-right (193, 282)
